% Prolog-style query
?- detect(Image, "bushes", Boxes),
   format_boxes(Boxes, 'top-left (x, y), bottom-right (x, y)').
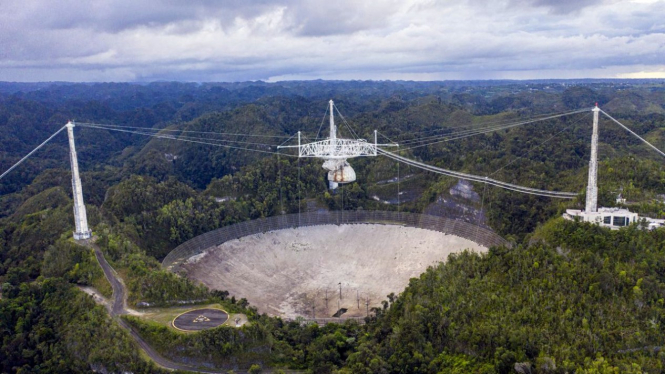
top-left (96, 226), bottom-right (212, 306)
top-left (41, 240), bottom-right (103, 285)
top-left (124, 316), bottom-right (270, 368)
top-left (350, 221), bottom-right (665, 372)
top-left (0, 278), bottom-right (160, 373)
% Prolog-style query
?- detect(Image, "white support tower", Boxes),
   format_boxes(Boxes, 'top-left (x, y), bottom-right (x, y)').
top-left (563, 104), bottom-right (661, 229)
top-left (66, 121), bottom-right (92, 240)
top-left (585, 105), bottom-right (600, 213)
top-left (280, 100), bottom-right (397, 189)
top-left (329, 99), bottom-right (336, 143)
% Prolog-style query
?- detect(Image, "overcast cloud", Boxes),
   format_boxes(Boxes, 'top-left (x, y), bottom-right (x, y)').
top-left (0, 0), bottom-right (663, 81)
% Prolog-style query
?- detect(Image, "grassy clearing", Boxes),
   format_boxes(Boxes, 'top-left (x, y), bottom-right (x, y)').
top-left (91, 270), bottom-right (113, 299)
top-left (135, 303), bottom-right (248, 332)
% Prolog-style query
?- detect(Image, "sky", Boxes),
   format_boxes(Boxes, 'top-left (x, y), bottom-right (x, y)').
top-left (0, 0), bottom-right (664, 82)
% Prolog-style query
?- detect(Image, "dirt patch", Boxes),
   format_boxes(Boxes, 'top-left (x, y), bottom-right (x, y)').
top-left (183, 224), bottom-right (486, 319)
top-left (79, 286), bottom-right (112, 312)
top-left (79, 286), bottom-right (143, 316)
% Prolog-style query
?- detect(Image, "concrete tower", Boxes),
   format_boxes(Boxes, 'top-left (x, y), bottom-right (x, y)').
top-left (327, 99), bottom-right (339, 190)
top-left (585, 105), bottom-right (600, 213)
top-left (329, 99), bottom-right (336, 142)
top-left (66, 122), bottom-right (91, 240)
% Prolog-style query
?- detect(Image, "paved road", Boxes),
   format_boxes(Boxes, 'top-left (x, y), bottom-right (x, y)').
top-left (86, 240), bottom-right (230, 373)
top-left (86, 239), bottom-right (299, 374)
top-left (91, 245), bottom-right (126, 316)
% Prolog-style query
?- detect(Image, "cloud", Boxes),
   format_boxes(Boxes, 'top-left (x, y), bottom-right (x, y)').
top-left (617, 68), bottom-right (665, 78)
top-left (525, 0), bottom-right (607, 14)
top-left (3, 1), bottom-right (279, 32)
top-left (283, 1), bottom-right (402, 36)
top-left (0, 0), bottom-right (664, 81)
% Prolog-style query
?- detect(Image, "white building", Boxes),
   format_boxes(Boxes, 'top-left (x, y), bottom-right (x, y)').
top-left (563, 207), bottom-right (639, 229)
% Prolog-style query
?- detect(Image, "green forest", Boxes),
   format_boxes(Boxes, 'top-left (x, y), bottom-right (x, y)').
top-left (1, 80), bottom-right (665, 373)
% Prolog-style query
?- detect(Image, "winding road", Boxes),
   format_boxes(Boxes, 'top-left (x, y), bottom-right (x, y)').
top-left (86, 240), bottom-right (236, 373)
top-left (87, 239), bottom-right (301, 373)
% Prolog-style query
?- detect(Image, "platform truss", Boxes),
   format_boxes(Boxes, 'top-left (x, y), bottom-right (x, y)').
top-left (297, 138), bottom-right (378, 159)
top-left (279, 100), bottom-right (397, 188)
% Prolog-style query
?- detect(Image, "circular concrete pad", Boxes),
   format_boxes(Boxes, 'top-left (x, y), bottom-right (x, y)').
top-left (183, 224), bottom-right (486, 319)
top-left (172, 308), bottom-right (228, 331)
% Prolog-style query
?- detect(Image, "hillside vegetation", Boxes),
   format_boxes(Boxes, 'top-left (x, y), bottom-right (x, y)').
top-left (1, 80), bottom-right (665, 373)
top-left (343, 219), bottom-right (665, 373)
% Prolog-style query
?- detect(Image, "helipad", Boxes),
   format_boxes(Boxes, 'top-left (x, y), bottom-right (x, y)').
top-left (172, 308), bottom-right (228, 331)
